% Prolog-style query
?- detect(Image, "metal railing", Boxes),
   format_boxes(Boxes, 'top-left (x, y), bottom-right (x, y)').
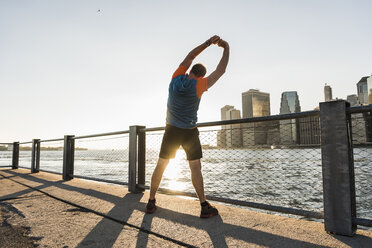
top-left (350, 111), bottom-right (372, 226)
top-left (39, 139), bottom-right (64, 175)
top-left (72, 131), bottom-right (130, 185)
top-left (143, 116), bottom-right (323, 219)
top-left (1, 100), bottom-right (371, 235)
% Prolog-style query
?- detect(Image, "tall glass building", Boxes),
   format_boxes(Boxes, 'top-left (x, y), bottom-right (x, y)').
top-left (280, 91), bottom-right (301, 114)
top-left (280, 91), bottom-right (301, 145)
top-left (357, 75), bottom-right (372, 105)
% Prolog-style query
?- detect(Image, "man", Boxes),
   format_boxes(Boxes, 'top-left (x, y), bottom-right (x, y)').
top-left (146, 35), bottom-right (230, 218)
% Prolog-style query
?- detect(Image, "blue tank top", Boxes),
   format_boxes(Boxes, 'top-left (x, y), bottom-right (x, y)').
top-left (166, 75), bottom-right (201, 129)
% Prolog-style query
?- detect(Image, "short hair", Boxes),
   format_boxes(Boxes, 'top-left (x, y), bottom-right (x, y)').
top-left (190, 63), bottom-right (207, 78)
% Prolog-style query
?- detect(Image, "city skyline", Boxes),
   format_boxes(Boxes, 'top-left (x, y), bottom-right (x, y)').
top-left (218, 74), bottom-right (371, 148)
top-left (222, 74), bottom-right (372, 119)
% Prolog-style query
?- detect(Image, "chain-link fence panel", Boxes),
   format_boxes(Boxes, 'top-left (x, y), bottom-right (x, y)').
top-left (19, 144), bottom-right (32, 169)
top-left (0, 144), bottom-right (12, 167)
top-left (351, 112), bottom-right (372, 221)
top-left (145, 117), bottom-right (323, 213)
top-left (74, 134), bottom-right (129, 184)
top-left (39, 140), bottom-right (64, 174)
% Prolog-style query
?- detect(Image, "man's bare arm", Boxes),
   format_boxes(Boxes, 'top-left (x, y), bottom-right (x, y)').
top-left (206, 40), bottom-right (230, 89)
top-left (179, 35), bottom-right (220, 70)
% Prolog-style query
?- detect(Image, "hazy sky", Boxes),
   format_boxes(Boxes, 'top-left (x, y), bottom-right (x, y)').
top-left (1, 0), bottom-right (371, 142)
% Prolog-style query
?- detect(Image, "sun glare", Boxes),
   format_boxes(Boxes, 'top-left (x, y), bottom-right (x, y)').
top-left (162, 150), bottom-right (188, 191)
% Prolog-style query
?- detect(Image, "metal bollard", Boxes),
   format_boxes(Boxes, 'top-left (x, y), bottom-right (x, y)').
top-left (320, 100), bottom-right (356, 236)
top-left (31, 139), bottom-right (40, 173)
top-left (63, 135), bottom-right (75, 180)
top-left (128, 126), bottom-right (146, 193)
top-left (12, 142), bottom-right (19, 169)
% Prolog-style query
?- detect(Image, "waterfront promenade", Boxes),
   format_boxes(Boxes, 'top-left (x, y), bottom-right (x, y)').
top-left (1, 169), bottom-right (372, 247)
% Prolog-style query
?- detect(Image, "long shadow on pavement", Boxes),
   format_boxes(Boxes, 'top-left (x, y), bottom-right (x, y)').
top-left (1, 169), bottom-right (372, 248)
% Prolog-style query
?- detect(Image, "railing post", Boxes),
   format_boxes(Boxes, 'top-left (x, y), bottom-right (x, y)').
top-left (31, 139), bottom-right (40, 173)
top-left (12, 142), bottom-right (19, 169)
top-left (63, 135), bottom-right (75, 180)
top-left (137, 126), bottom-right (146, 192)
top-left (320, 100), bottom-right (356, 236)
top-left (129, 125), bottom-right (146, 193)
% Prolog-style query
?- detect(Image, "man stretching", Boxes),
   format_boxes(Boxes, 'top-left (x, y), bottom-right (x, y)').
top-left (146, 35), bottom-right (230, 218)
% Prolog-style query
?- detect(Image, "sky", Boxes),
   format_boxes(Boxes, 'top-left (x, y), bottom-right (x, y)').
top-left (1, 0), bottom-right (371, 142)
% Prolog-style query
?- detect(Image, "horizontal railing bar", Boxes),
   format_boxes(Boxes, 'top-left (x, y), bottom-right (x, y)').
top-left (20, 142), bottom-right (33, 145)
top-left (0, 143), bottom-right (12, 145)
top-left (197, 110), bottom-right (320, 128)
top-left (355, 218), bottom-right (372, 227)
top-left (39, 138), bottom-right (64, 143)
top-left (148, 186), bottom-right (324, 219)
top-left (347, 104), bottom-right (372, 114)
top-left (141, 110), bottom-right (320, 132)
top-left (73, 175), bottom-right (128, 186)
top-left (142, 126), bottom-right (165, 132)
top-left (73, 130), bottom-right (130, 140)
top-left (0, 166), bottom-right (11, 168)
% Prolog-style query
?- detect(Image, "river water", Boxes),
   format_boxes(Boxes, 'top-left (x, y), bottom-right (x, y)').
top-left (1, 148), bottom-right (371, 221)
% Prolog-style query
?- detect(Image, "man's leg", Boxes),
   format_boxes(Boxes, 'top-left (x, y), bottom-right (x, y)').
top-left (149, 157), bottom-right (170, 200)
top-left (189, 159), bottom-right (219, 218)
top-left (189, 159), bottom-right (206, 203)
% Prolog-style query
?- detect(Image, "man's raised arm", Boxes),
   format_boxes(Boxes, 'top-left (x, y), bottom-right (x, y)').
top-left (206, 40), bottom-right (230, 89)
top-left (179, 35), bottom-right (220, 70)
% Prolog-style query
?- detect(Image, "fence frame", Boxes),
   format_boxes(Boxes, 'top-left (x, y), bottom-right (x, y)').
top-left (3, 101), bottom-right (372, 233)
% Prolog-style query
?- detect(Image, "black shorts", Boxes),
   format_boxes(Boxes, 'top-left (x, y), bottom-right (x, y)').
top-left (159, 124), bottom-right (202, 161)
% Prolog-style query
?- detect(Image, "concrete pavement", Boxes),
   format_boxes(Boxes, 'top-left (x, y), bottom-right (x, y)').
top-left (1, 168), bottom-right (372, 248)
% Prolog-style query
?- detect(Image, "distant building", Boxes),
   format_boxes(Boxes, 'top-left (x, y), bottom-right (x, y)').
top-left (221, 105), bottom-right (235, 122)
top-left (279, 91), bottom-right (301, 145)
top-left (242, 89), bottom-right (270, 118)
top-left (354, 76), bottom-right (372, 144)
top-left (347, 94), bottom-right (359, 107)
top-left (217, 105), bottom-right (242, 147)
top-left (217, 105), bottom-right (234, 147)
top-left (357, 76), bottom-right (370, 105)
top-left (324, 84), bottom-right (333, 102)
top-left (225, 108), bottom-right (242, 147)
top-left (241, 89), bottom-right (278, 146)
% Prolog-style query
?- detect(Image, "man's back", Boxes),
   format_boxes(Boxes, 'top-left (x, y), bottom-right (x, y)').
top-left (166, 67), bottom-right (208, 129)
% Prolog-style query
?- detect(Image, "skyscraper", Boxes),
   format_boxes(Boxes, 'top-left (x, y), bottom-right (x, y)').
top-left (355, 75), bottom-right (372, 144)
top-left (280, 91), bottom-right (301, 114)
top-left (241, 89), bottom-right (276, 146)
top-left (279, 91), bottom-right (301, 145)
top-left (357, 76), bottom-right (372, 105)
top-left (242, 89), bottom-right (270, 118)
top-left (217, 105), bottom-right (233, 147)
top-left (225, 108), bottom-right (242, 147)
top-left (324, 84), bottom-right (333, 102)
top-left (220, 105), bottom-right (235, 122)
top-left (217, 105), bottom-right (241, 147)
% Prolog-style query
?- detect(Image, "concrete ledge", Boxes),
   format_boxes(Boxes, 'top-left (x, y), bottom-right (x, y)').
top-left (1, 169), bottom-right (372, 247)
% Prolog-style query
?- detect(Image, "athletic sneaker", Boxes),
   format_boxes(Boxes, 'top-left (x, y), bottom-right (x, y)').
top-left (146, 199), bottom-right (157, 214)
top-left (200, 201), bottom-right (219, 218)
